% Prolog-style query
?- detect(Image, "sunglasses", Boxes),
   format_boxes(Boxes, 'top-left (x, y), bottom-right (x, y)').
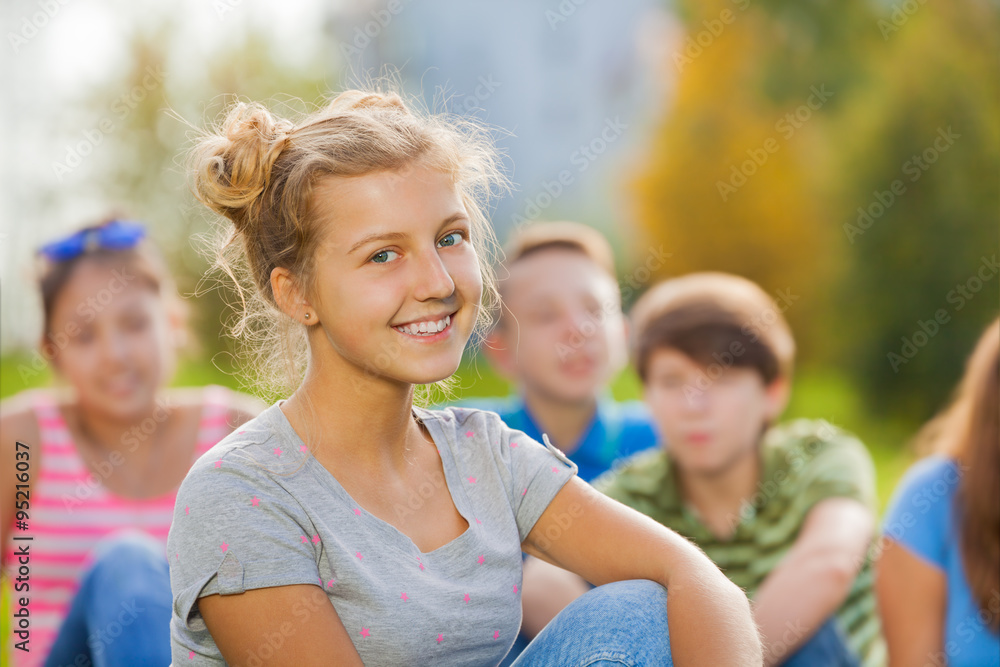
top-left (37, 219), bottom-right (147, 262)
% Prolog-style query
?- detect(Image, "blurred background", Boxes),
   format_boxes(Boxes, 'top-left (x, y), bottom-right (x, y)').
top-left (1, 0), bottom-right (998, 514)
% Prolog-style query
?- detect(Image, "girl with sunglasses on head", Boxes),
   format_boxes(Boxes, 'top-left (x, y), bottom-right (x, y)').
top-left (164, 88), bottom-right (762, 666)
top-left (0, 218), bottom-right (266, 666)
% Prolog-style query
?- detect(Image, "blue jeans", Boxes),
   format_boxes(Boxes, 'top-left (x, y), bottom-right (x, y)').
top-left (509, 579), bottom-right (672, 666)
top-left (778, 616), bottom-right (860, 667)
top-left (44, 530), bottom-right (172, 667)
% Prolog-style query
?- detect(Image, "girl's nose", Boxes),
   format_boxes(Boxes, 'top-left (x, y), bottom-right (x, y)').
top-left (414, 251), bottom-right (456, 301)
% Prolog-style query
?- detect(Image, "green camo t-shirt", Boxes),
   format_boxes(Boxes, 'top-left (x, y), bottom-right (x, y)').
top-left (593, 419), bottom-right (886, 667)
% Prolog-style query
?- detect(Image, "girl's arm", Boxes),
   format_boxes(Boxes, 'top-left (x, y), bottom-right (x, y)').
top-left (199, 583), bottom-right (366, 667)
top-left (875, 537), bottom-right (946, 667)
top-left (522, 476), bottom-right (763, 667)
top-left (751, 497), bottom-right (874, 665)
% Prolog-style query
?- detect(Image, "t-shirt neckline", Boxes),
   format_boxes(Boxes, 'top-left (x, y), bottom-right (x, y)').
top-left (269, 401), bottom-right (477, 559)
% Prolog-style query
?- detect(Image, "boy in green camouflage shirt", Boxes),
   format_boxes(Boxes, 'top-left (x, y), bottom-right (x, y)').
top-left (528, 272), bottom-right (885, 667)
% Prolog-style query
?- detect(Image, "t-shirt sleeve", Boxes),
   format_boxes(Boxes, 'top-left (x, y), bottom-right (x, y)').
top-left (880, 456), bottom-right (955, 570)
top-left (166, 450), bottom-right (324, 636)
top-left (785, 424), bottom-right (878, 518)
top-left (464, 409), bottom-right (579, 543)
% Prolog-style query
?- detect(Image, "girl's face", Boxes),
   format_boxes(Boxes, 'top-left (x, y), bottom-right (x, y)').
top-left (46, 260), bottom-right (177, 419)
top-left (302, 164), bottom-right (483, 387)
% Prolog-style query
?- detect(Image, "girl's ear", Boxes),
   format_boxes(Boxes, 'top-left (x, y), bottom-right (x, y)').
top-left (270, 267), bottom-right (313, 325)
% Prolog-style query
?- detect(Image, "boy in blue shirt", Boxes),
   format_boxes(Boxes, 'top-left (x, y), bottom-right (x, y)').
top-left (462, 220), bottom-right (659, 482)
top-left (455, 221), bottom-right (660, 663)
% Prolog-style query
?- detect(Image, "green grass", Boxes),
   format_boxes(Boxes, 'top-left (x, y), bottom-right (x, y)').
top-left (0, 352), bottom-right (920, 664)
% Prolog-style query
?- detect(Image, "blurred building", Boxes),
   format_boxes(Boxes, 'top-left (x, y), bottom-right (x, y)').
top-left (327, 0), bottom-right (676, 243)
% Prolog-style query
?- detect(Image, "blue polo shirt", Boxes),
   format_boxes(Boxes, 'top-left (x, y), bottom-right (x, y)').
top-left (452, 394), bottom-right (660, 482)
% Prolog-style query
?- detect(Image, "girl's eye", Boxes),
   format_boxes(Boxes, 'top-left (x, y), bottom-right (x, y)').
top-left (371, 249), bottom-right (400, 264)
top-left (438, 231), bottom-right (465, 248)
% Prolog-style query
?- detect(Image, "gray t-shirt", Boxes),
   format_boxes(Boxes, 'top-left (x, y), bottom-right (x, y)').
top-left (167, 401), bottom-right (578, 666)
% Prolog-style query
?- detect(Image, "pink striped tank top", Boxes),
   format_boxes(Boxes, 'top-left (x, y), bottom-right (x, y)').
top-left (2, 385), bottom-right (235, 666)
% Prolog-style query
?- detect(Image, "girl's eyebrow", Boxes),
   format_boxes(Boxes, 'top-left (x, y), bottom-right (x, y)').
top-left (346, 212), bottom-right (469, 255)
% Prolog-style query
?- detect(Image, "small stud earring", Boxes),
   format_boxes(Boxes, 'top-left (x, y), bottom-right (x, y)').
top-left (304, 313), bottom-right (311, 320)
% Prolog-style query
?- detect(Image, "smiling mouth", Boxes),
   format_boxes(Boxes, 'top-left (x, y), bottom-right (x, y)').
top-left (392, 312), bottom-right (455, 337)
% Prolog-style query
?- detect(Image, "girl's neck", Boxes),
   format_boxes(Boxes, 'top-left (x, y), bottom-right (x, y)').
top-left (284, 357), bottom-right (423, 474)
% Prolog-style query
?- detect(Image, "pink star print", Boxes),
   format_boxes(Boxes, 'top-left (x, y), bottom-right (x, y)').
top-left (327, 579), bottom-right (337, 587)
top-left (493, 631), bottom-right (500, 640)
top-left (299, 445), bottom-right (308, 452)
top-left (214, 460), bottom-right (222, 468)
top-left (468, 477), bottom-right (477, 483)
top-left (465, 430), bottom-right (474, 437)
top-left (521, 488), bottom-right (527, 496)
top-left (185, 505), bottom-right (190, 515)
top-left (312, 535), bottom-right (320, 543)
top-left (189, 650), bottom-right (195, 659)
top-left (354, 508), bottom-right (362, 516)
top-left (419, 561), bottom-right (425, 570)
top-left (301, 536), bottom-right (308, 543)
top-left (513, 584), bottom-right (519, 594)
top-left (273, 448), bottom-right (282, 457)
top-left (477, 555), bottom-right (485, 565)
top-left (475, 518), bottom-right (482, 524)
top-left (401, 592), bottom-right (409, 601)
top-left (237, 430), bottom-right (245, 435)
top-left (360, 628), bottom-right (370, 638)
top-left (510, 441), bottom-right (518, 448)
top-left (552, 466), bottom-right (559, 472)
top-left (220, 542), bottom-right (228, 552)
top-left (251, 496), bottom-right (259, 506)
top-left (356, 551), bottom-right (363, 559)
top-left (437, 633), bottom-right (444, 643)
top-left (463, 593), bottom-right (470, 603)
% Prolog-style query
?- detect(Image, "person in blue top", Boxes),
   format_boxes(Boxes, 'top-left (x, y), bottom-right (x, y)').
top-left (455, 221), bottom-right (661, 662)
top-left (460, 220), bottom-right (660, 482)
top-left (877, 317), bottom-right (999, 667)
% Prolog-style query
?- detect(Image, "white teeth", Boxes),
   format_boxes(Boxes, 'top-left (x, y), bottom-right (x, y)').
top-left (394, 314), bottom-right (452, 336)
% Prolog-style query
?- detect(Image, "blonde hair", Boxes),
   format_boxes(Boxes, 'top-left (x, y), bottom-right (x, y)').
top-left (187, 88), bottom-right (507, 410)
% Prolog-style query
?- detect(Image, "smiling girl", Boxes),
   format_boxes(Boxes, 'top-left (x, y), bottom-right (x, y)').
top-left (0, 219), bottom-right (265, 666)
top-left (166, 89), bottom-right (762, 666)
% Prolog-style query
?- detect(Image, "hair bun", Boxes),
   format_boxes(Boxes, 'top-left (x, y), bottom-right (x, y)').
top-left (190, 102), bottom-right (294, 229)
